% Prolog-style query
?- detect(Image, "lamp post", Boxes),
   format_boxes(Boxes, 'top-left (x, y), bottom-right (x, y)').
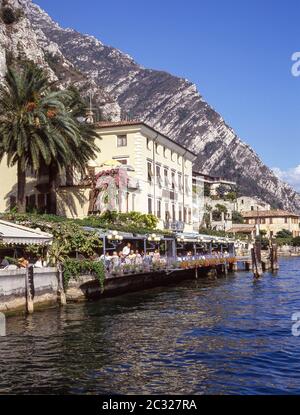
top-left (176, 235), bottom-right (185, 258)
top-left (194, 236), bottom-right (204, 257)
top-left (256, 207), bottom-right (260, 237)
top-left (147, 233), bottom-right (162, 251)
top-left (107, 231), bottom-right (124, 250)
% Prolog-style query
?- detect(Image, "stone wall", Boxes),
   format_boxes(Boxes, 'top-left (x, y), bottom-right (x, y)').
top-left (66, 268), bottom-right (210, 302)
top-left (0, 267), bottom-right (58, 312)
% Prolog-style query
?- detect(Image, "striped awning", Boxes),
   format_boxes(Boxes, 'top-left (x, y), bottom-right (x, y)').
top-left (0, 220), bottom-right (53, 246)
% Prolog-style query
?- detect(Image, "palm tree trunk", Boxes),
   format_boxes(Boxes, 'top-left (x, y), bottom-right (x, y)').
top-left (48, 162), bottom-right (58, 214)
top-left (17, 160), bottom-right (26, 213)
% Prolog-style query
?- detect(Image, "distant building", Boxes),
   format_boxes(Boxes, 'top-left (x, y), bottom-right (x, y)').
top-left (227, 224), bottom-right (256, 239)
top-left (242, 209), bottom-right (300, 238)
top-left (193, 172), bottom-right (236, 232)
top-left (235, 196), bottom-right (270, 213)
top-left (198, 173), bottom-right (236, 197)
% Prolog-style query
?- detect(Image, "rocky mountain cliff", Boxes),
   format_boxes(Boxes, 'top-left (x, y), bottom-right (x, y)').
top-left (0, 0), bottom-right (121, 120)
top-left (2, 0), bottom-right (300, 212)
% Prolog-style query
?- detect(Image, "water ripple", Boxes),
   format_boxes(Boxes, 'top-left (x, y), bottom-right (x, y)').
top-left (1, 257), bottom-right (300, 394)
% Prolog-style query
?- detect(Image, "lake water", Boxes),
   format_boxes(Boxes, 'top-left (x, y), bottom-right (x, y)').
top-left (1, 257), bottom-right (300, 395)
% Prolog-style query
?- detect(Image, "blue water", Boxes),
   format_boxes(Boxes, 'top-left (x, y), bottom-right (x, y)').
top-left (1, 257), bottom-right (300, 394)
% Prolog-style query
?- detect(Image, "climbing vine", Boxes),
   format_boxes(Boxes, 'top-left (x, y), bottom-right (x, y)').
top-left (63, 258), bottom-right (106, 292)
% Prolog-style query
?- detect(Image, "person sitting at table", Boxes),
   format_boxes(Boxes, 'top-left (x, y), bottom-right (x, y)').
top-left (135, 250), bottom-right (143, 265)
top-left (111, 251), bottom-right (120, 269)
top-left (34, 256), bottom-right (44, 268)
top-left (128, 250), bottom-right (136, 264)
top-left (0, 257), bottom-right (9, 269)
top-left (18, 257), bottom-right (29, 268)
top-left (153, 249), bottom-right (160, 263)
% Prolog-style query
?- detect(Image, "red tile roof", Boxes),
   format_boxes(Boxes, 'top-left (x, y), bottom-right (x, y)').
top-left (95, 120), bottom-right (141, 128)
top-left (227, 225), bottom-right (255, 233)
top-left (242, 209), bottom-right (300, 218)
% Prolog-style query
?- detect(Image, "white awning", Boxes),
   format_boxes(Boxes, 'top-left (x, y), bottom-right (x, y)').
top-left (0, 220), bottom-right (53, 246)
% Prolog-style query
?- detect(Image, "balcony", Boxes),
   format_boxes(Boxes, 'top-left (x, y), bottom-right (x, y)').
top-left (164, 221), bottom-right (185, 231)
top-left (127, 178), bottom-right (140, 190)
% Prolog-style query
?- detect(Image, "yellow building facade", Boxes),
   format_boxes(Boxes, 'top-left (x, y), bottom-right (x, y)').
top-left (242, 210), bottom-right (300, 238)
top-left (61, 121), bottom-right (198, 232)
top-left (0, 121), bottom-right (200, 233)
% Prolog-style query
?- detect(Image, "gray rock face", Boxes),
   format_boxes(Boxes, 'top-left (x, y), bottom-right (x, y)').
top-left (3, 0), bottom-right (300, 212)
top-left (0, 0), bottom-right (121, 120)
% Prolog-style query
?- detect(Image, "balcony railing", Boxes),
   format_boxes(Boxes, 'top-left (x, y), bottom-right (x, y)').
top-left (164, 221), bottom-right (185, 231)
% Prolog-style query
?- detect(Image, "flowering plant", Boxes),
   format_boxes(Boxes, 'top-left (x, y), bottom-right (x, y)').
top-left (180, 257), bottom-right (236, 270)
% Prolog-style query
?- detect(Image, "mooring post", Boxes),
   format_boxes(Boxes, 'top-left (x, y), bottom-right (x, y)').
top-left (251, 241), bottom-right (263, 278)
top-left (195, 266), bottom-right (198, 280)
top-left (25, 266), bottom-right (34, 314)
top-left (57, 262), bottom-right (67, 306)
top-left (270, 241), bottom-right (279, 272)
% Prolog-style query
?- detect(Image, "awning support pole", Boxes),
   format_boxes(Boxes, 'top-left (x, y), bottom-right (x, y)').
top-left (25, 266), bottom-right (34, 314)
top-left (57, 262), bottom-right (67, 306)
top-left (103, 237), bottom-right (106, 256)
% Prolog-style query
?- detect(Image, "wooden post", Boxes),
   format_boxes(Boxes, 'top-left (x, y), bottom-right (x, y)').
top-left (57, 262), bottom-right (67, 306)
top-left (270, 242), bottom-right (279, 272)
top-left (195, 267), bottom-right (198, 279)
top-left (251, 241), bottom-right (263, 278)
top-left (25, 266), bottom-right (34, 314)
top-left (207, 268), bottom-right (217, 279)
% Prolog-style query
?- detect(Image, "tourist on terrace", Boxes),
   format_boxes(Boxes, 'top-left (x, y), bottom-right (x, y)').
top-left (0, 257), bottom-right (9, 269)
top-left (118, 252), bottom-right (125, 264)
top-left (18, 257), bottom-right (29, 268)
top-left (128, 250), bottom-right (136, 264)
top-left (34, 256), bottom-right (44, 268)
top-left (101, 252), bottom-right (111, 270)
top-left (135, 250), bottom-right (143, 265)
top-left (122, 243), bottom-right (131, 257)
top-left (153, 249), bottom-right (161, 263)
top-left (111, 252), bottom-right (120, 269)
top-left (144, 252), bottom-right (153, 266)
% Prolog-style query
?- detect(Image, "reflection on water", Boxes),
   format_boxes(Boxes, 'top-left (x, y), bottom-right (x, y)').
top-left (1, 257), bottom-right (300, 394)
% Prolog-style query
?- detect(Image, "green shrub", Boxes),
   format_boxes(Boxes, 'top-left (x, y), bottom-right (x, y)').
top-left (292, 236), bottom-right (300, 247)
top-left (4, 256), bottom-right (18, 265)
top-left (63, 258), bottom-right (105, 291)
top-left (276, 237), bottom-right (292, 247)
top-left (232, 211), bottom-right (244, 224)
top-left (276, 229), bottom-right (293, 239)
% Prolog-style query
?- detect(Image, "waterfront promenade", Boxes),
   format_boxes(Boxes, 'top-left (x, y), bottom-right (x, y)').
top-left (0, 253), bottom-right (236, 313)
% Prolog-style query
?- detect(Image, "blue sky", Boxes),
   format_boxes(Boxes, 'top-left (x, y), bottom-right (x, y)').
top-left (35, 0), bottom-right (300, 189)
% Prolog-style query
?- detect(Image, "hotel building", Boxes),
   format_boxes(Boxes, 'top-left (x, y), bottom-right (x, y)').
top-left (0, 121), bottom-right (203, 233)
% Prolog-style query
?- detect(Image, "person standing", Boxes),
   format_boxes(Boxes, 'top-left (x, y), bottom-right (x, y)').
top-left (122, 243), bottom-right (131, 257)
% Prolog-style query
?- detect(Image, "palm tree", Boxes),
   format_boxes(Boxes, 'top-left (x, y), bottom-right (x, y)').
top-left (0, 62), bottom-right (98, 213)
top-left (46, 86), bottom-right (99, 213)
